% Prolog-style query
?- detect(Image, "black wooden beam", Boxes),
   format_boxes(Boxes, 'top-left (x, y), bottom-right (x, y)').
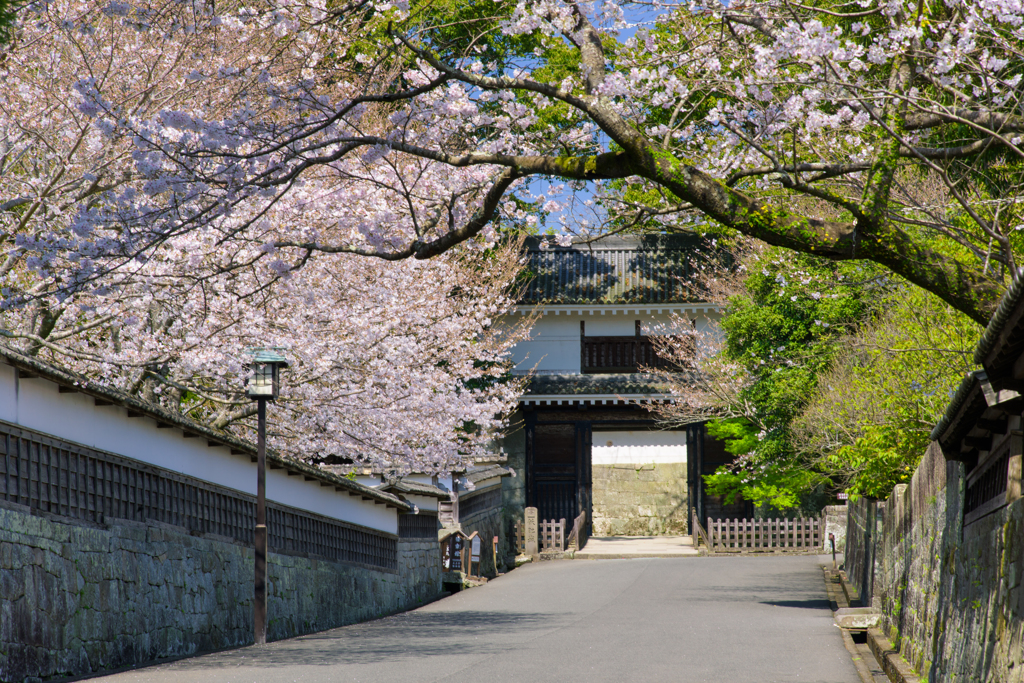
top-left (998, 378), bottom-right (1024, 393)
top-left (976, 417), bottom-right (1008, 433)
top-left (965, 435), bottom-right (992, 450)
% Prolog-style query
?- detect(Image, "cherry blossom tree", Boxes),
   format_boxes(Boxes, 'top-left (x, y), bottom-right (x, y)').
top-left (0, 0), bottom-right (530, 473)
top-left (7, 0), bottom-right (1019, 326)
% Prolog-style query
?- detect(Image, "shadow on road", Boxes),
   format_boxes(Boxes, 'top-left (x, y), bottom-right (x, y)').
top-left (759, 598), bottom-right (832, 610)
top-left (167, 609), bottom-right (557, 670)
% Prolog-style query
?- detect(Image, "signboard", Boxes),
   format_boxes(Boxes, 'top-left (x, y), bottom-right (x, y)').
top-left (471, 536), bottom-right (481, 562)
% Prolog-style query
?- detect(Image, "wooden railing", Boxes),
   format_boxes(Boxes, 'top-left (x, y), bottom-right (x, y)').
top-left (581, 335), bottom-right (678, 373)
top-left (707, 517), bottom-right (822, 552)
top-left (690, 510), bottom-right (710, 550)
top-left (513, 518), bottom-right (526, 555)
top-left (566, 509), bottom-right (588, 551)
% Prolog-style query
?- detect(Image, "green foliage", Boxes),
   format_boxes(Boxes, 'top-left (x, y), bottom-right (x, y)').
top-left (705, 248), bottom-right (981, 508)
top-left (720, 250), bottom-right (890, 426)
top-left (0, 0), bottom-right (18, 43)
top-left (705, 417), bottom-right (758, 457)
top-left (702, 249), bottom-right (893, 509)
top-left (800, 285), bottom-right (980, 498)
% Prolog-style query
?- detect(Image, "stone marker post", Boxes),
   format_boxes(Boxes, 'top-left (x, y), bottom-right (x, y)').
top-left (525, 507), bottom-right (539, 558)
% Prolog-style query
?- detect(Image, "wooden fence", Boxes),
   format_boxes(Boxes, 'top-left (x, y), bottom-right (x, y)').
top-left (540, 518), bottom-right (565, 551)
top-left (707, 517), bottom-right (822, 552)
top-left (514, 516), bottom-right (574, 553)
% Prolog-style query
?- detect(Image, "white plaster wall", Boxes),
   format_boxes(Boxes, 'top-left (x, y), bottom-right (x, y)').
top-left (0, 365), bottom-right (16, 423)
top-left (507, 310), bottom-right (718, 375)
top-left (405, 493), bottom-right (439, 512)
top-left (462, 476), bottom-right (501, 493)
top-left (0, 368), bottom-right (397, 534)
top-left (591, 430), bottom-right (688, 465)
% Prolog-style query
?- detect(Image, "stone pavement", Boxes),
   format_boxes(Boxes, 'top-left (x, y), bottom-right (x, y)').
top-left (89, 554), bottom-right (859, 683)
top-left (573, 534), bottom-right (700, 558)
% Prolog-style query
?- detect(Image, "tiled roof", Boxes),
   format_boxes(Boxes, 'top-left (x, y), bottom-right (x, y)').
top-left (380, 479), bottom-right (450, 499)
top-left (521, 235), bottom-right (709, 305)
top-left (930, 372), bottom-right (987, 446)
top-left (973, 275), bottom-right (1024, 374)
top-left (0, 343), bottom-right (410, 510)
top-left (523, 373), bottom-right (695, 396)
top-left (933, 272), bottom-right (1023, 451)
top-left (465, 464), bottom-right (512, 484)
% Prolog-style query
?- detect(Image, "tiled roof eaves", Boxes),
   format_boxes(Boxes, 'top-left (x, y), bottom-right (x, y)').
top-left (382, 480), bottom-right (450, 499)
top-left (930, 371), bottom-right (986, 446)
top-left (465, 465), bottom-right (511, 484)
top-left (0, 344), bottom-right (409, 511)
top-left (521, 235), bottom-right (706, 306)
top-left (523, 373), bottom-right (696, 396)
top-left (974, 275), bottom-right (1024, 371)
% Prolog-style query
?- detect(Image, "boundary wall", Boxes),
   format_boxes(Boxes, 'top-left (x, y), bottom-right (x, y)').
top-left (0, 348), bottom-right (440, 682)
top-left (845, 442), bottom-right (1023, 681)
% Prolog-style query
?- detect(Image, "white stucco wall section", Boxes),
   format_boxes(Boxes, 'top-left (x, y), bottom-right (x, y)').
top-left (591, 430), bottom-right (688, 465)
top-left (0, 365), bottom-right (397, 534)
top-left (404, 494), bottom-right (439, 513)
top-left (505, 308), bottom-right (721, 375)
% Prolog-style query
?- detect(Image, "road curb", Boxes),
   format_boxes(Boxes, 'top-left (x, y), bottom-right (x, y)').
top-left (823, 567), bottom-right (922, 683)
top-left (823, 567), bottom-right (881, 683)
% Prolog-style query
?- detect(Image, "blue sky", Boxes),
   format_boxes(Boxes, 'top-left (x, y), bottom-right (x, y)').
top-left (525, 2), bottom-right (670, 238)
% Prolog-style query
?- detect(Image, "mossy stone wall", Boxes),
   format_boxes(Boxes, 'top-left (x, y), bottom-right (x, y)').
top-left (0, 502), bottom-right (440, 682)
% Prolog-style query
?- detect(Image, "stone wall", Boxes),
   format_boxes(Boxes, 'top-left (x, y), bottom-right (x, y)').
top-left (845, 442), bottom-right (1024, 681)
top-left (459, 504), bottom-right (509, 576)
top-left (0, 501), bottom-right (440, 682)
top-left (500, 421), bottom-right (526, 518)
top-left (846, 496), bottom-right (885, 608)
top-left (591, 462), bottom-right (687, 536)
top-left (822, 505), bottom-right (848, 552)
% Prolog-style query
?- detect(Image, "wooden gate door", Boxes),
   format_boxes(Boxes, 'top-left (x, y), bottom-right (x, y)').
top-left (576, 421), bottom-right (592, 536)
top-left (527, 419), bottom-right (592, 524)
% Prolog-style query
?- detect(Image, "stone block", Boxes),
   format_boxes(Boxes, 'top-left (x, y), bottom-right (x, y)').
top-left (836, 607), bottom-right (882, 629)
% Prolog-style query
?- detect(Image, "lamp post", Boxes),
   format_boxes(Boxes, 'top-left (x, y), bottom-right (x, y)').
top-left (245, 348), bottom-right (289, 646)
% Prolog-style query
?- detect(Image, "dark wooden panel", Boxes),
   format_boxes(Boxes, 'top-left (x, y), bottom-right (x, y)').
top-left (0, 419), bottom-right (397, 571)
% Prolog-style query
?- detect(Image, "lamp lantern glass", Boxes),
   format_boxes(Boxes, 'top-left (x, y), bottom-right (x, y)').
top-left (244, 349), bottom-right (289, 401)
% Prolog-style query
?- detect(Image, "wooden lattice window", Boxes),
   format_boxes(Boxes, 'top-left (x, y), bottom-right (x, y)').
top-left (964, 431), bottom-right (1022, 527)
top-left (0, 420), bottom-right (398, 571)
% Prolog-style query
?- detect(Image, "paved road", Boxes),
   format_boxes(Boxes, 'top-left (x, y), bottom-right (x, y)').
top-left (95, 555), bottom-right (859, 683)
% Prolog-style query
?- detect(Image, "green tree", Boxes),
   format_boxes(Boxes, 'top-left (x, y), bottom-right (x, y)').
top-left (795, 288), bottom-right (980, 498)
top-left (699, 248), bottom-right (892, 508)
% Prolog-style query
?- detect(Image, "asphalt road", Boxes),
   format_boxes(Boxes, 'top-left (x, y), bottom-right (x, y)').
top-left (94, 555), bottom-right (860, 683)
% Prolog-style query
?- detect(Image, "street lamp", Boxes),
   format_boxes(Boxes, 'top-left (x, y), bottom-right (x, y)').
top-left (245, 348), bottom-right (289, 646)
